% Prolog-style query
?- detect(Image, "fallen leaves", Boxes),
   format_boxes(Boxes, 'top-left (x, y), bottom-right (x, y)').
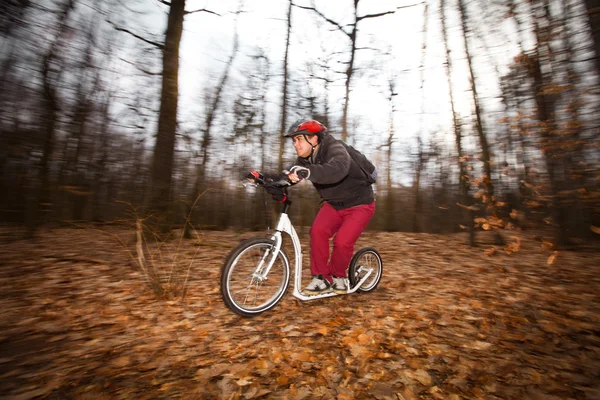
top-left (0, 227), bottom-right (599, 399)
top-left (462, 340), bottom-right (493, 351)
top-left (111, 356), bottom-right (132, 368)
top-left (407, 369), bottom-right (433, 386)
top-left (504, 236), bottom-right (521, 254)
top-left (316, 326), bottom-right (328, 336)
top-left (547, 250), bottom-right (559, 265)
top-left (290, 350), bottom-right (313, 362)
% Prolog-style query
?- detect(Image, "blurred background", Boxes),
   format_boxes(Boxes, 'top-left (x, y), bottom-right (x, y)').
top-left (0, 0), bottom-right (598, 244)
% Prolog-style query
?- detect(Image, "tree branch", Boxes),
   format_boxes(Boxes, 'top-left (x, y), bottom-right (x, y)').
top-left (119, 57), bottom-right (162, 76)
top-left (156, 0), bottom-right (219, 16)
top-left (357, 1), bottom-right (422, 21)
top-left (355, 46), bottom-right (382, 52)
top-left (108, 21), bottom-right (164, 49)
top-left (309, 75), bottom-right (334, 84)
top-left (398, 3), bottom-right (424, 10)
top-left (185, 8), bottom-right (220, 16)
top-left (356, 10), bottom-right (396, 22)
top-left (293, 4), bottom-right (351, 38)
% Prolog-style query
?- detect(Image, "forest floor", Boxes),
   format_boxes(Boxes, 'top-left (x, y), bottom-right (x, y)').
top-left (0, 226), bottom-right (599, 400)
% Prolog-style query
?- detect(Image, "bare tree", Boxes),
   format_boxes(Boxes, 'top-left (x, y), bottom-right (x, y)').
top-left (527, 0), bottom-right (570, 245)
top-left (505, 0), bottom-right (535, 225)
top-left (0, 0), bottom-right (31, 38)
top-left (57, 19), bottom-right (101, 221)
top-left (584, 0), bottom-right (600, 77)
top-left (413, 2), bottom-right (429, 234)
top-left (294, 1), bottom-right (406, 141)
top-left (145, 0), bottom-right (186, 234)
top-left (458, 0), bottom-right (496, 226)
top-left (384, 76), bottom-right (397, 232)
top-left (277, 0), bottom-right (292, 172)
top-left (184, 3), bottom-right (241, 238)
top-left (469, 1), bottom-right (516, 199)
top-left (111, 0), bottom-right (218, 234)
top-left (440, 0), bottom-right (474, 245)
top-left (412, 137), bottom-right (428, 233)
top-left (562, 0), bottom-right (594, 236)
top-left (27, 0), bottom-right (76, 236)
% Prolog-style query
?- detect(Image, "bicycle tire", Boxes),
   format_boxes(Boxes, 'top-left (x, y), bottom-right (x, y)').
top-left (348, 247), bottom-right (383, 292)
top-left (221, 237), bottom-right (290, 317)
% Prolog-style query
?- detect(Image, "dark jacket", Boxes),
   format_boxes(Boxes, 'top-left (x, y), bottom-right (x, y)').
top-left (294, 134), bottom-right (374, 210)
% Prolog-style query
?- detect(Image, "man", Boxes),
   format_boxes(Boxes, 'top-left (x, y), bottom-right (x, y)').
top-left (284, 119), bottom-right (376, 295)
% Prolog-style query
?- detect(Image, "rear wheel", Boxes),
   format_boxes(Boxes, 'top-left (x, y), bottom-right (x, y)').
top-left (348, 248), bottom-right (382, 292)
top-left (221, 238), bottom-right (290, 317)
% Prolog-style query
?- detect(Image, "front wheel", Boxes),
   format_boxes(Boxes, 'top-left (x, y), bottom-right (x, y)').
top-left (221, 238), bottom-right (290, 317)
top-left (348, 248), bottom-right (382, 292)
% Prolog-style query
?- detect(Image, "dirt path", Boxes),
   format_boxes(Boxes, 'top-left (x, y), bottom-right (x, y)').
top-left (0, 227), bottom-right (599, 399)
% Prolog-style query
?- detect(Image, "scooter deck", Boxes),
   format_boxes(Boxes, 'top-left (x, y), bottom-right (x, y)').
top-left (292, 270), bottom-right (372, 301)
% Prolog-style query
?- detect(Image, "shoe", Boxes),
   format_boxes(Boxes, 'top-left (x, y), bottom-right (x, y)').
top-left (303, 275), bottom-right (331, 295)
top-left (332, 276), bottom-right (348, 294)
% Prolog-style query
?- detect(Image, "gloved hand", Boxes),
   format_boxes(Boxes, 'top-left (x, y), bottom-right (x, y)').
top-left (264, 185), bottom-right (286, 202)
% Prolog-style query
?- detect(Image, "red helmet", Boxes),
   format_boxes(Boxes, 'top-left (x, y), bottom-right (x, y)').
top-left (285, 119), bottom-right (327, 138)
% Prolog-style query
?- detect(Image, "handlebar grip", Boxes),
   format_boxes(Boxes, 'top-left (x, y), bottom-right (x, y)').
top-left (296, 169), bottom-right (309, 179)
top-left (289, 166), bottom-right (310, 180)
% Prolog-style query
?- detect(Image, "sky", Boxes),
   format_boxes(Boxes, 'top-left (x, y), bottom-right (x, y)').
top-left (168, 0), bottom-right (516, 149)
top-left (184, 1), bottom-right (434, 117)
top-left (96, 0), bottom-right (597, 181)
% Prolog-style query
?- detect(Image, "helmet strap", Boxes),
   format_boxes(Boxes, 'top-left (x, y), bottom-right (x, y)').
top-left (302, 134), bottom-right (318, 162)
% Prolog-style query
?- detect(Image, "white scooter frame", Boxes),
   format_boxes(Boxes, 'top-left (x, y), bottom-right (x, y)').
top-left (267, 206), bottom-right (373, 301)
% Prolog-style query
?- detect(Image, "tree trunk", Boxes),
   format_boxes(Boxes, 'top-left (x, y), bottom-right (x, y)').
top-left (564, 0), bottom-right (591, 238)
top-left (458, 0), bottom-right (496, 226)
top-left (529, 56), bottom-right (567, 245)
top-left (91, 95), bottom-right (111, 222)
top-left (295, 0), bottom-right (399, 142)
top-left (440, 0), bottom-right (474, 245)
top-left (585, 0), bottom-right (600, 77)
top-left (184, 7), bottom-right (239, 239)
top-left (528, 0), bottom-right (568, 246)
top-left (26, 0), bottom-right (75, 237)
top-left (413, 3), bottom-right (428, 233)
top-left (341, 0), bottom-right (359, 143)
top-left (385, 78), bottom-right (396, 232)
top-left (1, 0), bottom-right (31, 37)
top-left (146, 0), bottom-right (185, 235)
top-left (507, 0), bottom-right (533, 227)
top-left (412, 138), bottom-right (425, 233)
top-left (277, 0), bottom-right (292, 173)
top-left (62, 34), bottom-right (97, 221)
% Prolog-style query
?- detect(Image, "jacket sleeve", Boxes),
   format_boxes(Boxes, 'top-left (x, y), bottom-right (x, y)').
top-left (306, 141), bottom-right (351, 184)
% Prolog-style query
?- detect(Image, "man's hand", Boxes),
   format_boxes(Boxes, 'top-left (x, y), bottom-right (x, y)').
top-left (287, 172), bottom-right (300, 183)
top-left (287, 166), bottom-right (310, 183)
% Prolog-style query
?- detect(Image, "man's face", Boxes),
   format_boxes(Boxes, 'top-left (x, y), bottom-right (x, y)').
top-left (291, 134), bottom-right (318, 158)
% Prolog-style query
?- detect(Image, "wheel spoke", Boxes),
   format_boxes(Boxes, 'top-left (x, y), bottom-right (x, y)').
top-left (221, 239), bottom-right (290, 316)
top-left (349, 248), bottom-right (382, 292)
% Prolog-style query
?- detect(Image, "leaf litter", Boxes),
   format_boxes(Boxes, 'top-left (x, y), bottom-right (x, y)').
top-left (0, 227), bottom-right (599, 399)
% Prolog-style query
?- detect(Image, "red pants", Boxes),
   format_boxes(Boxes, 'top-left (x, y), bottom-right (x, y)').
top-left (309, 202), bottom-right (375, 282)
